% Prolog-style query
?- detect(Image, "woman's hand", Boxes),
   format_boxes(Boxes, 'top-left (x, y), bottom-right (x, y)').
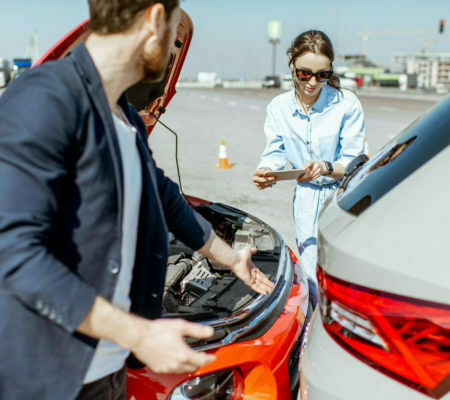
top-left (298, 161), bottom-right (326, 182)
top-left (253, 168), bottom-right (278, 190)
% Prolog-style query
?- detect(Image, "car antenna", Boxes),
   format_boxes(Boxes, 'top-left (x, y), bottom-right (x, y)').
top-left (150, 108), bottom-right (193, 207)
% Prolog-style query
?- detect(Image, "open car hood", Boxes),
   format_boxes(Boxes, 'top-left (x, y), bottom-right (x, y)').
top-left (35, 9), bottom-right (193, 136)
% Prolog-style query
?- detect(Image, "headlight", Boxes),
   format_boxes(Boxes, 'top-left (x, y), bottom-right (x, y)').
top-left (169, 368), bottom-right (244, 400)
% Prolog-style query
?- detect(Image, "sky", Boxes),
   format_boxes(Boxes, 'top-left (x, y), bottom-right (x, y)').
top-left (1, 0), bottom-right (449, 79)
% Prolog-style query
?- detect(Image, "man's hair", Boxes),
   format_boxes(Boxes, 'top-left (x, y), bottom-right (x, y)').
top-left (88, 0), bottom-right (179, 34)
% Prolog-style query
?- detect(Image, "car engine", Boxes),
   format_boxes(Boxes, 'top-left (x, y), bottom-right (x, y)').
top-left (162, 202), bottom-right (281, 320)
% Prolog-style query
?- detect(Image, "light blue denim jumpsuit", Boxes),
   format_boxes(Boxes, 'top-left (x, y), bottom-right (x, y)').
top-left (257, 85), bottom-right (365, 303)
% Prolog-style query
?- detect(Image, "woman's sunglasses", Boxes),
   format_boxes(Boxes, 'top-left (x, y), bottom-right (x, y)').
top-left (295, 68), bottom-right (333, 82)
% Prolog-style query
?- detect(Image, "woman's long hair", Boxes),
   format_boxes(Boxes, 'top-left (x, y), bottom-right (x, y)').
top-left (287, 30), bottom-right (341, 93)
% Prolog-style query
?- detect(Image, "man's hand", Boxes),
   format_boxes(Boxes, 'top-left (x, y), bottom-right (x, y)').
top-left (198, 232), bottom-right (275, 295)
top-left (297, 161), bottom-right (325, 182)
top-left (128, 318), bottom-right (216, 374)
top-left (229, 246), bottom-right (275, 295)
top-left (77, 297), bottom-right (216, 374)
top-left (252, 168), bottom-right (278, 190)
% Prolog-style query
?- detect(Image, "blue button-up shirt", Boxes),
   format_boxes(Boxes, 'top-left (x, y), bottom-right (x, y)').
top-left (257, 84), bottom-right (366, 281)
top-left (257, 84), bottom-right (365, 186)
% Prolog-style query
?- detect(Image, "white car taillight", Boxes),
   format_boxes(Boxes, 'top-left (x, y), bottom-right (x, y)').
top-left (317, 266), bottom-right (450, 399)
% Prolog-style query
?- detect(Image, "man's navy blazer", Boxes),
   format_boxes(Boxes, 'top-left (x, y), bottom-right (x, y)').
top-left (0, 43), bottom-right (212, 399)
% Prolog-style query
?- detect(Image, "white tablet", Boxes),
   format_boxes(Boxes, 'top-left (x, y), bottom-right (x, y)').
top-left (264, 169), bottom-right (306, 181)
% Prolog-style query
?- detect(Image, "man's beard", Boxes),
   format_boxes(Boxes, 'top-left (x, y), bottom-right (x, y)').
top-left (141, 26), bottom-right (172, 83)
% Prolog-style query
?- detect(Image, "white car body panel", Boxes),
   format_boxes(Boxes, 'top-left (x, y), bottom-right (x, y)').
top-left (303, 95), bottom-right (450, 400)
top-left (318, 146), bottom-right (450, 304)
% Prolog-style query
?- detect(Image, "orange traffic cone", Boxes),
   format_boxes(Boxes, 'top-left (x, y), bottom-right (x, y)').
top-left (214, 140), bottom-right (233, 170)
top-left (364, 135), bottom-right (370, 158)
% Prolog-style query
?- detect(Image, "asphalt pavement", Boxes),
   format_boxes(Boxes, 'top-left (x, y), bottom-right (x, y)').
top-left (148, 88), bottom-right (440, 256)
top-left (0, 85), bottom-right (441, 256)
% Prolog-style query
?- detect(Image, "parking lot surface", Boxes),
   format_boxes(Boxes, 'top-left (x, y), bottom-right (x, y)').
top-left (148, 87), bottom-right (438, 255)
top-left (0, 85), bottom-right (440, 255)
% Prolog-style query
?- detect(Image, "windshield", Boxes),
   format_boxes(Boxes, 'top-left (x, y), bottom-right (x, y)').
top-left (337, 96), bottom-right (450, 216)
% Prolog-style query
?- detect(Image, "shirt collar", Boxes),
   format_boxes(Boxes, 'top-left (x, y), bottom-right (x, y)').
top-left (290, 84), bottom-right (339, 116)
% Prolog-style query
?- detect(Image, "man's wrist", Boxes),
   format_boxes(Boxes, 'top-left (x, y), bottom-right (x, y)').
top-left (77, 296), bottom-right (144, 352)
top-left (225, 249), bottom-right (241, 272)
top-left (198, 231), bottom-right (241, 273)
top-left (114, 312), bottom-right (146, 351)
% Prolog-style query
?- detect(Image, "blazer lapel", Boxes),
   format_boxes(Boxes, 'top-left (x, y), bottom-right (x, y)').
top-left (134, 132), bottom-right (166, 223)
top-left (70, 44), bottom-right (124, 232)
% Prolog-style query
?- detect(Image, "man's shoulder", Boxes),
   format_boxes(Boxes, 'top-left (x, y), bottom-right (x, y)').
top-left (7, 58), bottom-right (81, 99)
top-left (1, 58), bottom-right (86, 117)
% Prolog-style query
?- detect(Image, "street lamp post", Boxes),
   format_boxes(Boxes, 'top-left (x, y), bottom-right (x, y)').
top-left (268, 21), bottom-right (281, 77)
top-left (269, 38), bottom-right (280, 76)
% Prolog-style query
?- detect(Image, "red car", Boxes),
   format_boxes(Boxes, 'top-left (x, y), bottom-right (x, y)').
top-left (36, 10), bottom-right (311, 399)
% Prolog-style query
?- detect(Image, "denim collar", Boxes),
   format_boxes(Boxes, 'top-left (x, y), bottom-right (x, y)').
top-left (290, 84), bottom-right (340, 117)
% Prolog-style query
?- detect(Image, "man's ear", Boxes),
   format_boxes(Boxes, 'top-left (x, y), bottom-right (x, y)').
top-left (143, 3), bottom-right (166, 38)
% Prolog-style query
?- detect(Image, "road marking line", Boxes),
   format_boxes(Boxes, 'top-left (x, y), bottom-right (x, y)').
top-left (199, 95), bottom-right (207, 100)
top-left (380, 106), bottom-right (397, 112)
top-left (249, 105), bottom-right (260, 111)
top-left (228, 101), bottom-right (238, 106)
top-left (212, 97), bottom-right (220, 102)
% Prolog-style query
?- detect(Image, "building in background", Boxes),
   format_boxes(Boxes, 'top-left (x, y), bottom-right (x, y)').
top-left (336, 54), bottom-right (385, 89)
top-left (392, 52), bottom-right (450, 91)
top-left (11, 58), bottom-right (32, 80)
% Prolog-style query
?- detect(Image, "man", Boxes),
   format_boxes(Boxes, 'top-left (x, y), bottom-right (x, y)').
top-left (0, 1), bottom-right (274, 399)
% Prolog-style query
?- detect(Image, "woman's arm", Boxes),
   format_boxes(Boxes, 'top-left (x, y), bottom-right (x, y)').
top-left (336, 94), bottom-right (366, 168)
top-left (253, 104), bottom-right (287, 189)
top-left (298, 93), bottom-right (366, 183)
top-left (297, 161), bottom-right (345, 182)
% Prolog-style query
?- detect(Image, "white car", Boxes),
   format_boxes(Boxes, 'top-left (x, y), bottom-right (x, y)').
top-left (299, 95), bottom-right (450, 400)
top-left (339, 76), bottom-right (357, 91)
top-left (281, 73), bottom-right (294, 91)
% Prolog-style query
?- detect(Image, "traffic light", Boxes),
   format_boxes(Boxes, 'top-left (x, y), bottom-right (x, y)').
top-left (439, 19), bottom-right (445, 34)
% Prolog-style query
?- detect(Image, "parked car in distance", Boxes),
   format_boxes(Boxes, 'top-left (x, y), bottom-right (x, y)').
top-left (338, 74), bottom-right (357, 91)
top-left (299, 95), bottom-right (450, 400)
top-left (0, 58), bottom-right (11, 88)
top-left (36, 11), bottom-right (313, 400)
top-left (281, 73), bottom-right (294, 91)
top-left (262, 75), bottom-right (281, 88)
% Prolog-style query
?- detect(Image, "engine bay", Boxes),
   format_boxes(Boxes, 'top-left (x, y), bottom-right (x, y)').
top-left (162, 202), bottom-right (281, 320)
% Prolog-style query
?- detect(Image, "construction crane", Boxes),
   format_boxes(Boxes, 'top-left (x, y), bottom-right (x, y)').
top-left (357, 31), bottom-right (434, 58)
top-left (24, 31), bottom-right (40, 65)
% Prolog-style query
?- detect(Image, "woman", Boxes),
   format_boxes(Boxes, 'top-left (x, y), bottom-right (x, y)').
top-left (253, 30), bottom-right (365, 307)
